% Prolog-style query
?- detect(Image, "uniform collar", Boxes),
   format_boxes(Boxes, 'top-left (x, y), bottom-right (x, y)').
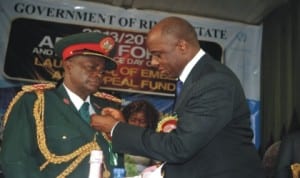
top-left (63, 84), bottom-right (91, 111)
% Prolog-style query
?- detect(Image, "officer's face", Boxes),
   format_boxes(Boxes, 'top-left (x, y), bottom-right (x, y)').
top-left (146, 31), bottom-right (186, 78)
top-left (64, 55), bottom-right (106, 99)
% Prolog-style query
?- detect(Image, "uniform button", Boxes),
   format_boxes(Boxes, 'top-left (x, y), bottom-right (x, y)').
top-left (62, 135), bottom-right (67, 139)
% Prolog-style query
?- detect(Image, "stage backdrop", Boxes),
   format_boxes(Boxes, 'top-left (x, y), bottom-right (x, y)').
top-left (0, 0), bottom-right (262, 148)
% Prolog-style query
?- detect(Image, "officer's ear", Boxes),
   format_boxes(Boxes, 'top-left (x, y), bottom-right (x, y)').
top-left (62, 59), bottom-right (72, 71)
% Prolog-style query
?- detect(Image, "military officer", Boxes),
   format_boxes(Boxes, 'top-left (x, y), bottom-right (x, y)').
top-left (0, 32), bottom-right (124, 178)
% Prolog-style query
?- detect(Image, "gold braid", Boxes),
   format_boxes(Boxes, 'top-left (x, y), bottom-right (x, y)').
top-left (3, 90), bottom-right (27, 127)
top-left (3, 83), bottom-right (56, 127)
top-left (34, 90), bottom-right (111, 178)
top-left (3, 84), bottom-right (111, 178)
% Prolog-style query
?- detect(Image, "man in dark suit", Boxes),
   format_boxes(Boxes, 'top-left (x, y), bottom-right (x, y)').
top-left (90, 16), bottom-right (265, 178)
top-left (0, 32), bottom-right (124, 178)
top-left (275, 131), bottom-right (300, 178)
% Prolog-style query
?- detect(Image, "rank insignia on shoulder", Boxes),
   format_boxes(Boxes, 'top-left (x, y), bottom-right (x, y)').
top-left (22, 83), bottom-right (56, 92)
top-left (93, 92), bottom-right (122, 104)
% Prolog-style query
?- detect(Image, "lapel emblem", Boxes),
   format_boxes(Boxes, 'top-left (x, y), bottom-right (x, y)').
top-left (63, 98), bottom-right (70, 105)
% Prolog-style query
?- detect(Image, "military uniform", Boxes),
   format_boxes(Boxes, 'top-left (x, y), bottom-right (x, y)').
top-left (0, 83), bottom-right (124, 178)
top-left (0, 32), bottom-right (124, 178)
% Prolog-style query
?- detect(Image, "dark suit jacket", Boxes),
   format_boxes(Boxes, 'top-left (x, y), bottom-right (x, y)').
top-left (112, 54), bottom-right (265, 178)
top-left (275, 131), bottom-right (300, 178)
top-left (0, 84), bottom-right (123, 178)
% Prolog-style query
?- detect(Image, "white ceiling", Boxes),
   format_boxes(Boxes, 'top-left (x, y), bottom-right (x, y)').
top-left (81, 0), bottom-right (288, 24)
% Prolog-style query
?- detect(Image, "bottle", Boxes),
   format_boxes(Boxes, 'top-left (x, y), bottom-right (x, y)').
top-left (88, 150), bottom-right (103, 178)
top-left (113, 167), bottom-right (126, 178)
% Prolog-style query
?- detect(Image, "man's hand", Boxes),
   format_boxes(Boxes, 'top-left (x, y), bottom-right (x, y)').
top-left (101, 107), bottom-right (125, 122)
top-left (90, 107), bottom-right (124, 133)
top-left (90, 114), bottom-right (117, 133)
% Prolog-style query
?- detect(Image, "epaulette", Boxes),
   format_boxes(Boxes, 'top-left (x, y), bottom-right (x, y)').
top-left (21, 83), bottom-right (56, 92)
top-left (2, 83), bottom-right (55, 127)
top-left (93, 92), bottom-right (122, 104)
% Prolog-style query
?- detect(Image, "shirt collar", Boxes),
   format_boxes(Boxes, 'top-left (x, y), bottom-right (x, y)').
top-left (63, 84), bottom-right (91, 111)
top-left (179, 49), bottom-right (205, 83)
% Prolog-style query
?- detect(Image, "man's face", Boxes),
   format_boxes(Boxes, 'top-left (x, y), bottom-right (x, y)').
top-left (64, 55), bottom-right (106, 99)
top-left (146, 32), bottom-right (184, 78)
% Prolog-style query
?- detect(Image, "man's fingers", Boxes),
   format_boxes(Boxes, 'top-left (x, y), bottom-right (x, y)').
top-left (101, 107), bottom-right (124, 121)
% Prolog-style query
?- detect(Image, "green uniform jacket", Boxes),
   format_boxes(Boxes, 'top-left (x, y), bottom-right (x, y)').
top-left (0, 84), bottom-right (124, 178)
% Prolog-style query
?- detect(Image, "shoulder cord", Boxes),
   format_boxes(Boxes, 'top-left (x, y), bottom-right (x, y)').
top-left (3, 89), bottom-right (110, 178)
top-left (3, 89), bottom-right (26, 127)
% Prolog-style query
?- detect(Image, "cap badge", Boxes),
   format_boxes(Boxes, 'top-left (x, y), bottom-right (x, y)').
top-left (99, 37), bottom-right (115, 54)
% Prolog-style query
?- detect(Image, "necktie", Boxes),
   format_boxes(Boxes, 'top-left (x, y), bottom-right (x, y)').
top-left (173, 79), bottom-right (183, 109)
top-left (79, 102), bottom-right (90, 123)
top-left (176, 79), bottom-right (183, 97)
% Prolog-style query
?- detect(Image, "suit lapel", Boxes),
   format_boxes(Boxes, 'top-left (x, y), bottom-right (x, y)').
top-left (174, 54), bottom-right (211, 111)
top-left (55, 85), bottom-right (77, 114)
